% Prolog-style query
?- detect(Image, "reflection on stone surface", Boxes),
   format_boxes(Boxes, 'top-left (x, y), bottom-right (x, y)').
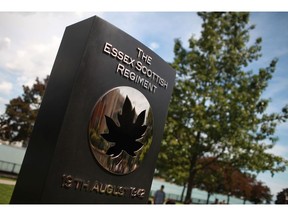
top-left (88, 86), bottom-right (153, 175)
top-left (101, 96), bottom-right (147, 157)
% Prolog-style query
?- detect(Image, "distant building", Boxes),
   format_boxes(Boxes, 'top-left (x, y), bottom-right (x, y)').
top-left (0, 144), bottom-right (26, 174)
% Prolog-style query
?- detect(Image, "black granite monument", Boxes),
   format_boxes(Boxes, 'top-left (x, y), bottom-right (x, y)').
top-left (10, 15), bottom-right (175, 204)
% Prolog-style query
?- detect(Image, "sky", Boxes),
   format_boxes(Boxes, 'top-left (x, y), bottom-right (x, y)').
top-left (0, 10), bottom-right (288, 201)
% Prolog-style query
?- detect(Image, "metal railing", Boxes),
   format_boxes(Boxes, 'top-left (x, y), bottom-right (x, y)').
top-left (150, 190), bottom-right (211, 204)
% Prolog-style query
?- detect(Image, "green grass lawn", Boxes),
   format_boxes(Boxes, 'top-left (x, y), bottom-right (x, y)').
top-left (0, 183), bottom-right (14, 204)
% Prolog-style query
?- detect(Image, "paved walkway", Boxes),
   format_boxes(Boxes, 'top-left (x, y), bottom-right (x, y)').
top-left (0, 179), bottom-right (16, 185)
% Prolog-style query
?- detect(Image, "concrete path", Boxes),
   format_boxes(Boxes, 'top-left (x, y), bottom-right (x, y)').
top-left (0, 179), bottom-right (16, 185)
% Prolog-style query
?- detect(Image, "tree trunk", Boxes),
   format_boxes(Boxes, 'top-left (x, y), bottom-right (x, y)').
top-left (227, 194), bottom-right (230, 204)
top-left (206, 192), bottom-right (211, 204)
top-left (180, 183), bottom-right (186, 203)
top-left (185, 178), bottom-right (193, 202)
top-left (184, 132), bottom-right (201, 202)
top-left (185, 166), bottom-right (197, 202)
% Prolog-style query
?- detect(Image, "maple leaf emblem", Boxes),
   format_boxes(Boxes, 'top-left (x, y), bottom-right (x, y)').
top-left (101, 96), bottom-right (147, 157)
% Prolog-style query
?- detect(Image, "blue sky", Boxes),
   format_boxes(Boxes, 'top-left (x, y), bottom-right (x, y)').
top-left (0, 12), bottom-right (287, 201)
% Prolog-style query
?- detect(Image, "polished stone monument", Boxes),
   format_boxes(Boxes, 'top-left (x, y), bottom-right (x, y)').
top-left (10, 15), bottom-right (175, 204)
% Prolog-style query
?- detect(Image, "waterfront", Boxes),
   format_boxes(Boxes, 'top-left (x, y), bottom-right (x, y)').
top-left (151, 178), bottom-right (249, 204)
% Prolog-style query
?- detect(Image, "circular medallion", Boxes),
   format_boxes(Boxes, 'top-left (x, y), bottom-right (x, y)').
top-left (88, 86), bottom-right (153, 175)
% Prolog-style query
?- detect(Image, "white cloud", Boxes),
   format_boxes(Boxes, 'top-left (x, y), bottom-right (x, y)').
top-left (74, 11), bottom-right (103, 19)
top-left (0, 37), bottom-right (11, 50)
top-left (0, 81), bottom-right (13, 94)
top-left (2, 36), bottom-right (61, 87)
top-left (149, 42), bottom-right (160, 51)
top-left (0, 96), bottom-right (8, 114)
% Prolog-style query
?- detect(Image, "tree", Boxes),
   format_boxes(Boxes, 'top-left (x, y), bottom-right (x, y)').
top-left (275, 188), bottom-right (288, 204)
top-left (229, 172), bottom-right (254, 204)
top-left (157, 12), bottom-right (288, 202)
top-left (193, 158), bottom-right (226, 204)
top-left (0, 76), bottom-right (49, 147)
top-left (249, 181), bottom-right (272, 204)
top-left (193, 158), bottom-right (260, 204)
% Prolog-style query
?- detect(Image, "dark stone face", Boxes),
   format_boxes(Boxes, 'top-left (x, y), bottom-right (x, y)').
top-left (10, 16), bottom-right (175, 204)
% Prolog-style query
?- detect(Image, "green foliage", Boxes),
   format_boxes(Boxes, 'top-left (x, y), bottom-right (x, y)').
top-left (275, 188), bottom-right (288, 204)
top-left (0, 76), bottom-right (49, 147)
top-left (157, 12), bottom-right (288, 201)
